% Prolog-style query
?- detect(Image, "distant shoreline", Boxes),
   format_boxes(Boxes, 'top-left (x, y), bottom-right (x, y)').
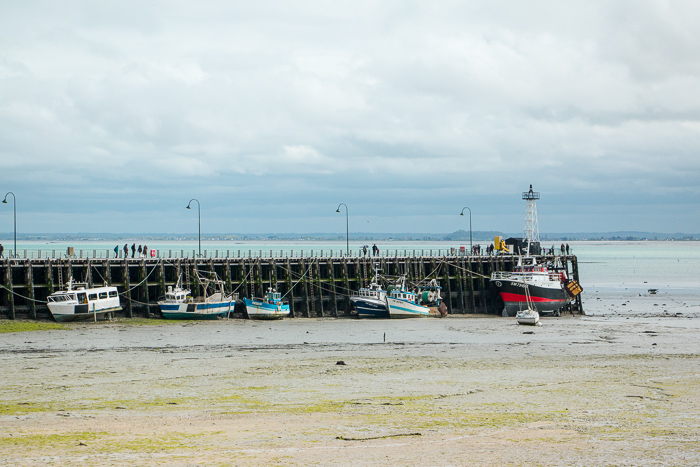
top-left (1, 232), bottom-right (698, 242)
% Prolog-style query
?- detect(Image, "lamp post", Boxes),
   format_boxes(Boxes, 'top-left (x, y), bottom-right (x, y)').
top-left (460, 206), bottom-right (472, 254)
top-left (186, 199), bottom-right (201, 257)
top-left (2, 192), bottom-right (16, 258)
top-left (336, 203), bottom-right (349, 256)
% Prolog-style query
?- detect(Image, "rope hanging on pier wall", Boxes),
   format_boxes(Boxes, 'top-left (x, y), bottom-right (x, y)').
top-left (0, 283), bottom-right (48, 304)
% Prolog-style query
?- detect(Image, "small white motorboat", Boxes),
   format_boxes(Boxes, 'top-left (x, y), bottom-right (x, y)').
top-left (516, 283), bottom-right (540, 326)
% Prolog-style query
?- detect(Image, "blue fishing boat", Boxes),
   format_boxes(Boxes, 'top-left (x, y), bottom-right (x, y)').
top-left (158, 273), bottom-right (236, 320)
top-left (243, 287), bottom-right (290, 320)
top-left (349, 267), bottom-right (389, 318)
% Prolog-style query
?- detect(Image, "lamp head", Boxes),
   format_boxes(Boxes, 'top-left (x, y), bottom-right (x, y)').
top-left (186, 204), bottom-right (191, 209)
top-left (460, 212), bottom-right (463, 216)
top-left (336, 208), bottom-right (340, 213)
top-left (1, 199), bottom-right (6, 204)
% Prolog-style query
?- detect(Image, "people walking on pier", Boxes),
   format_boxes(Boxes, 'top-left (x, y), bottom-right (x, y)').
top-left (131, 243), bottom-right (136, 258)
top-left (143, 244), bottom-right (148, 257)
top-left (372, 244), bottom-right (378, 256)
top-left (137, 245), bottom-right (142, 257)
top-left (0, 243), bottom-right (4, 258)
top-left (123, 244), bottom-right (128, 258)
top-left (114, 245), bottom-right (119, 258)
top-left (561, 244), bottom-right (565, 255)
top-left (363, 245), bottom-right (368, 257)
top-left (566, 243), bottom-right (570, 255)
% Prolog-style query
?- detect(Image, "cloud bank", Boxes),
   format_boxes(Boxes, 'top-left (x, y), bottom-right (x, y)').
top-left (1, 1), bottom-right (699, 233)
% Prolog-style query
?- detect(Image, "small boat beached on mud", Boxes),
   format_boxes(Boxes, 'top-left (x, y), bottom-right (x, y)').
top-left (515, 283), bottom-right (540, 325)
top-left (158, 273), bottom-right (236, 320)
top-left (47, 277), bottom-right (121, 322)
top-left (244, 287), bottom-right (290, 320)
top-left (349, 267), bottom-right (389, 318)
top-left (385, 276), bottom-right (441, 318)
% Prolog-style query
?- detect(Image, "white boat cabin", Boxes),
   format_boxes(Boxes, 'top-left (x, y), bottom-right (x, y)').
top-left (163, 285), bottom-right (192, 304)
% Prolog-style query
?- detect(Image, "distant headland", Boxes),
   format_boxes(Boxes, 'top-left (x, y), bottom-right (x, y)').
top-left (2, 230), bottom-right (698, 242)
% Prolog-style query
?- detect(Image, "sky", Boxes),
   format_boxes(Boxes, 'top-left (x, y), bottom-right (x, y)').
top-left (1, 1), bottom-right (699, 235)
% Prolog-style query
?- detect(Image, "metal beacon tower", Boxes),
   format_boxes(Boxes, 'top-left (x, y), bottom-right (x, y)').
top-left (522, 185), bottom-right (540, 252)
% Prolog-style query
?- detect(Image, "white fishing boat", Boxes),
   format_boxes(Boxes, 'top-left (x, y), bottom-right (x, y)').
top-left (385, 276), bottom-right (438, 318)
top-left (244, 287), bottom-right (290, 320)
top-left (158, 272), bottom-right (236, 320)
top-left (47, 277), bottom-right (121, 322)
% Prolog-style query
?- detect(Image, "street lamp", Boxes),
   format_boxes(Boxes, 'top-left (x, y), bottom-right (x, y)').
top-left (460, 206), bottom-right (472, 254)
top-left (186, 199), bottom-right (201, 257)
top-left (2, 192), bottom-right (16, 258)
top-left (336, 203), bottom-right (349, 256)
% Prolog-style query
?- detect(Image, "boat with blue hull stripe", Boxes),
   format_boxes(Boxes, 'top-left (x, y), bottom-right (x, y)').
top-left (157, 272), bottom-right (236, 320)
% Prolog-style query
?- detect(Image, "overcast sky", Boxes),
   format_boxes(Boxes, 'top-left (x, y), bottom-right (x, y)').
top-left (1, 1), bottom-right (699, 235)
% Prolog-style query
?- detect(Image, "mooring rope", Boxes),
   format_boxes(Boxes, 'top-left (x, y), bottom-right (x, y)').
top-left (0, 283), bottom-right (48, 304)
top-left (437, 257), bottom-right (492, 279)
top-left (278, 263), bottom-right (314, 300)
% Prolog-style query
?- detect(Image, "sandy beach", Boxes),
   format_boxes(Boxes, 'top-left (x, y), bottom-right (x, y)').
top-left (1, 291), bottom-right (699, 466)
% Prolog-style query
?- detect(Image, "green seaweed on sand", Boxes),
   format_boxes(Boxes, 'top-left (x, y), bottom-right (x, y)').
top-left (0, 320), bottom-right (68, 333)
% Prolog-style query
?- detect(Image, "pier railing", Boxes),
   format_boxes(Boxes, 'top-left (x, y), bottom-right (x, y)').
top-left (2, 247), bottom-right (574, 261)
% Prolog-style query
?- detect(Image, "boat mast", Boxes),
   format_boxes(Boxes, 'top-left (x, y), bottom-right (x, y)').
top-left (522, 184), bottom-right (540, 255)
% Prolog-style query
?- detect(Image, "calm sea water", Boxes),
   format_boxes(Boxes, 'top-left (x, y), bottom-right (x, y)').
top-left (2, 239), bottom-right (698, 293)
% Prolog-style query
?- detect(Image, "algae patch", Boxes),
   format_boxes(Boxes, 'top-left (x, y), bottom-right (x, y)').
top-left (0, 320), bottom-right (68, 334)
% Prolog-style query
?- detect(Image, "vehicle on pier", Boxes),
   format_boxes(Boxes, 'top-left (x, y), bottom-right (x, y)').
top-left (491, 256), bottom-right (572, 317)
top-left (349, 267), bottom-right (389, 318)
top-left (243, 287), bottom-right (290, 320)
top-left (385, 276), bottom-right (441, 318)
top-left (47, 277), bottom-right (121, 322)
top-left (157, 273), bottom-right (236, 320)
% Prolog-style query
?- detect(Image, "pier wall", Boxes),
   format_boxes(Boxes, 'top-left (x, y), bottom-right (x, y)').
top-left (0, 254), bottom-right (583, 320)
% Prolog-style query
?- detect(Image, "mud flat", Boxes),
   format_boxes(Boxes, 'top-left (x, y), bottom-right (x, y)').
top-left (1, 304), bottom-right (699, 466)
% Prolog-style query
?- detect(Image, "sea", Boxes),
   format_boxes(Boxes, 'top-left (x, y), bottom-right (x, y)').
top-left (2, 239), bottom-right (698, 317)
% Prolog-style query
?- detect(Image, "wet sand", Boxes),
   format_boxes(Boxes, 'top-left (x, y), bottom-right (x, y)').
top-left (1, 295), bottom-right (699, 466)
